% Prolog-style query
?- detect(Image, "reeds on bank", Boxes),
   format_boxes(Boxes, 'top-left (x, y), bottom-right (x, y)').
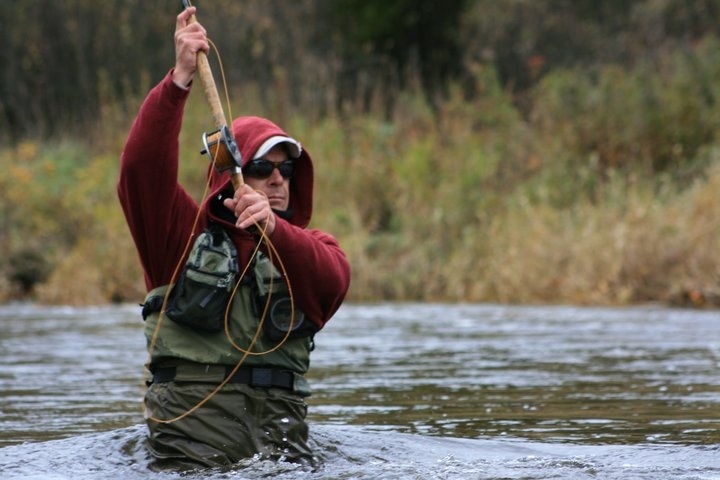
top-left (1, 38), bottom-right (719, 307)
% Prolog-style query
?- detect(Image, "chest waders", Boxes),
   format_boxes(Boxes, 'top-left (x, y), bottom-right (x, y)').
top-left (139, 226), bottom-right (317, 467)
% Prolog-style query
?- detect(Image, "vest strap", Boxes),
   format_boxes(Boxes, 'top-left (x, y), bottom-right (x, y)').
top-left (141, 295), bottom-right (165, 320)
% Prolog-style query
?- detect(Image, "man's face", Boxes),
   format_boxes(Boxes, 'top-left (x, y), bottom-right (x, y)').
top-left (244, 145), bottom-right (292, 211)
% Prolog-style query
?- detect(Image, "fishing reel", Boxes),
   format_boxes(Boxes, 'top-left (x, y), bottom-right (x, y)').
top-left (200, 125), bottom-right (243, 173)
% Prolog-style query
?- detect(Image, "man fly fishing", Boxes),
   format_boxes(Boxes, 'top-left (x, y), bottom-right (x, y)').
top-left (117, 4), bottom-right (351, 469)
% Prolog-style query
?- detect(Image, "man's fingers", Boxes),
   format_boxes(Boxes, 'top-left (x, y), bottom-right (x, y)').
top-left (176, 6), bottom-right (196, 30)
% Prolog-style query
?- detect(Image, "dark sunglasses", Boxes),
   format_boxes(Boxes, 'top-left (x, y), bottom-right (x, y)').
top-left (243, 159), bottom-right (295, 179)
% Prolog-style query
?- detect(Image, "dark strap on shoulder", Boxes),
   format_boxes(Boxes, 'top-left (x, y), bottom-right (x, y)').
top-left (140, 295), bottom-right (165, 320)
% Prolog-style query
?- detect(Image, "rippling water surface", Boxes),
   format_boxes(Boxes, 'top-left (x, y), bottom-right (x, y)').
top-left (1, 302), bottom-right (719, 479)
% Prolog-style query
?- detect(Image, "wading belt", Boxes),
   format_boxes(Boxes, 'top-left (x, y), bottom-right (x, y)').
top-left (151, 364), bottom-right (295, 390)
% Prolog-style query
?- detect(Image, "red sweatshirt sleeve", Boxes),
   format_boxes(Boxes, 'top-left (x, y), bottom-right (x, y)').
top-left (267, 219), bottom-right (351, 329)
top-left (117, 71), bottom-right (200, 290)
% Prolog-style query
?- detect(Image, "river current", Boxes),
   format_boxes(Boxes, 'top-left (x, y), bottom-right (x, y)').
top-left (1, 302), bottom-right (718, 479)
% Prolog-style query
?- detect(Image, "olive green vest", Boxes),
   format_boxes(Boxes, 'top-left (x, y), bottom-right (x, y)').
top-left (142, 254), bottom-right (312, 395)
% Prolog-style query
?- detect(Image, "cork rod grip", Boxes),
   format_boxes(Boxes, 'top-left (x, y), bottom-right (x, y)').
top-left (187, 11), bottom-right (226, 130)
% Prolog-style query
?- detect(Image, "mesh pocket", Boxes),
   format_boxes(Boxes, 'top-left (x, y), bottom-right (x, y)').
top-left (165, 225), bottom-right (238, 333)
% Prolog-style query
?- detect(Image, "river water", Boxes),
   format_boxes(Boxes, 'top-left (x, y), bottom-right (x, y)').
top-left (0, 302), bottom-right (718, 479)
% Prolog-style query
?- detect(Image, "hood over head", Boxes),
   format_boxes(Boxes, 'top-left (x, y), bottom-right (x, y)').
top-left (207, 116), bottom-right (314, 228)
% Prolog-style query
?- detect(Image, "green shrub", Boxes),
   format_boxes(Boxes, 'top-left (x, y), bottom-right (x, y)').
top-left (531, 37), bottom-right (720, 179)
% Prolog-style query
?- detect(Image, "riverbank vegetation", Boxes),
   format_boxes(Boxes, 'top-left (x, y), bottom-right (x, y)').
top-left (1, 0), bottom-right (719, 306)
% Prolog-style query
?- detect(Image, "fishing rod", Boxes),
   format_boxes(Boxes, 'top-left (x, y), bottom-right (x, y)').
top-left (181, 0), bottom-right (244, 190)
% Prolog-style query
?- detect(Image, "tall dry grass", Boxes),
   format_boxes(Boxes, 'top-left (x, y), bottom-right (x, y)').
top-left (1, 47), bottom-right (719, 306)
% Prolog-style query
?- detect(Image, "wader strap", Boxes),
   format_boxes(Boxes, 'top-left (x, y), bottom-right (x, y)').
top-left (151, 365), bottom-right (295, 390)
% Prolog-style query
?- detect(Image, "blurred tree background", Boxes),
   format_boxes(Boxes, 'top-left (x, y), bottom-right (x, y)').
top-left (3, 0), bottom-right (718, 140)
top-left (1, 0), bottom-right (719, 305)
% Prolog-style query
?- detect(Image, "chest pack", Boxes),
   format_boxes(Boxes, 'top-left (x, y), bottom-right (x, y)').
top-left (164, 224), bottom-right (239, 333)
top-left (155, 224), bottom-right (315, 340)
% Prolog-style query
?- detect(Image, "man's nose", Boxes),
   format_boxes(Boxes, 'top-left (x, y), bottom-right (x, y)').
top-left (268, 166), bottom-right (285, 184)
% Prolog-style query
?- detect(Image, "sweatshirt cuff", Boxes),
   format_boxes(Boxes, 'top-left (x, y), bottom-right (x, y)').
top-left (164, 68), bottom-right (192, 101)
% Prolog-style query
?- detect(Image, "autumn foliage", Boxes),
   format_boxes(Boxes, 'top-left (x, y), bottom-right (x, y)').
top-left (0, 0), bottom-right (719, 306)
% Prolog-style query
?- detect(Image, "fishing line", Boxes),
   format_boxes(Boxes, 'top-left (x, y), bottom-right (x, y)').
top-left (224, 212), bottom-right (298, 357)
top-left (144, 8), bottom-right (297, 423)
top-left (147, 216), bottom-right (296, 425)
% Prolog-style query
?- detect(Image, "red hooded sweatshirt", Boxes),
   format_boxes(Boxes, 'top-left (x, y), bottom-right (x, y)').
top-left (118, 71), bottom-right (350, 329)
